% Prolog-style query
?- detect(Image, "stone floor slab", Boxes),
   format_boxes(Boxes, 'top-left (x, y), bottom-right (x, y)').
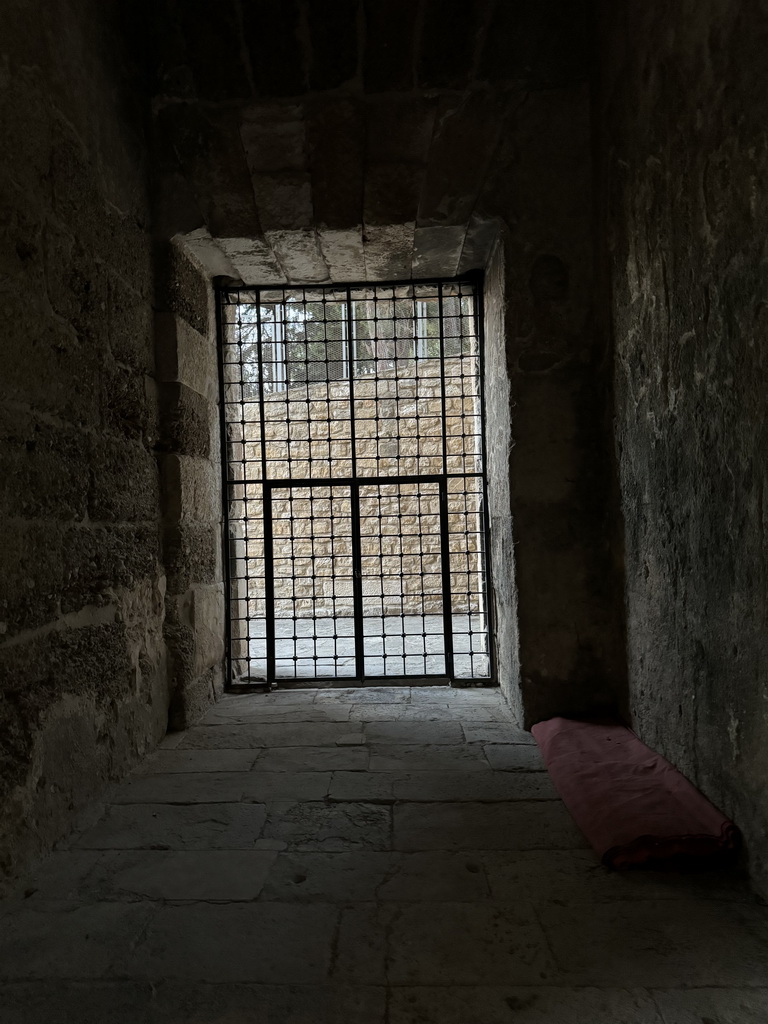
top-left (181, 721), bottom-right (362, 749)
top-left (240, 771), bottom-right (332, 801)
top-left (363, 720), bottom-right (464, 745)
top-left (388, 986), bottom-right (663, 1023)
top-left (261, 801), bottom-right (391, 850)
top-left (394, 801), bottom-right (587, 851)
top-left (393, 770), bottom-right (559, 802)
top-left (260, 851), bottom-right (396, 902)
top-left (463, 722), bottom-right (535, 744)
top-left (0, 902), bottom-right (156, 980)
top-left (136, 749), bottom-right (258, 774)
top-left (0, 982), bottom-right (156, 1024)
top-left (652, 986), bottom-right (768, 1023)
top-left (123, 902), bottom-right (337, 983)
top-left (73, 803), bottom-right (267, 851)
top-left (387, 902), bottom-right (555, 985)
top-left (540, 900), bottom-right (768, 987)
top-left (255, 745), bottom-right (369, 772)
top-left (113, 772), bottom-right (248, 804)
top-left (483, 743), bottom-right (547, 771)
top-left (327, 770), bottom-right (397, 802)
top-left (368, 743), bottom-right (489, 772)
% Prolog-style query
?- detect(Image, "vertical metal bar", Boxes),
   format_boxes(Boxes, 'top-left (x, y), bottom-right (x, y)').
top-left (350, 482), bottom-right (365, 681)
top-left (437, 282), bottom-right (448, 479)
top-left (215, 287), bottom-right (233, 688)
top-left (438, 478), bottom-right (455, 681)
top-left (264, 482), bottom-right (276, 685)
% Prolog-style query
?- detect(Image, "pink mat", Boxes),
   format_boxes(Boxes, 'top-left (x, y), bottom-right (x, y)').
top-left (531, 716), bottom-right (741, 869)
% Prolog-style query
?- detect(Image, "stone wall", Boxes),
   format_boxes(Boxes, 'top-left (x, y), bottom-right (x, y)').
top-left (0, 0), bottom-right (166, 891)
top-left (155, 243), bottom-right (225, 730)
top-left (600, 1), bottom-right (768, 894)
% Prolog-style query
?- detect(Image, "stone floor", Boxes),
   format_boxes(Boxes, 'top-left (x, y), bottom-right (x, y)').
top-left (2, 686), bottom-right (768, 1023)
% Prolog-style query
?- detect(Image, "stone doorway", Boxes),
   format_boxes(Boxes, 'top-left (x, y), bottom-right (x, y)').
top-left (219, 278), bottom-right (493, 688)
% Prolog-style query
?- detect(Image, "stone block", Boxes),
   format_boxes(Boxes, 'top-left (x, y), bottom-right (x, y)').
top-left (163, 520), bottom-right (220, 594)
top-left (179, 0), bottom-right (250, 101)
top-left (260, 850), bottom-right (393, 902)
top-left (366, 97), bottom-right (437, 164)
top-left (483, 744), bottom-right (547, 771)
top-left (252, 172), bottom-right (313, 231)
top-left (103, 363), bottom-right (158, 444)
top-left (157, 382), bottom-right (212, 458)
top-left (388, 986), bottom-right (662, 1024)
top-left (363, 222), bottom-right (415, 280)
top-left (93, 849), bottom-right (277, 901)
top-left (155, 240), bottom-right (210, 333)
top-left (242, 0), bottom-right (307, 97)
top-left (652, 987), bottom-right (768, 1024)
top-left (363, 0), bottom-right (418, 92)
top-left (180, 721), bottom-right (362, 749)
top-left (240, 772), bottom-right (333, 803)
top-left (307, 99), bottom-right (365, 229)
top-left (155, 311), bottom-right (218, 403)
top-left (124, 903), bottom-right (336, 982)
top-left (0, 902), bottom-right (156, 980)
top-left (392, 771), bottom-right (558, 803)
top-left (376, 851), bottom-right (491, 903)
top-left (216, 236), bottom-right (286, 286)
top-left (74, 802), bottom-right (267, 851)
top-left (368, 744), bottom-right (488, 772)
top-left (113, 771), bottom-right (247, 805)
top-left (318, 227), bottom-right (366, 283)
top-left (87, 436), bottom-right (160, 523)
top-left (363, 721), bottom-right (463, 745)
top-left (411, 224), bottom-right (466, 278)
top-left (417, 0), bottom-right (486, 88)
top-left (265, 228), bottom-right (330, 284)
top-left (254, 746), bottom-right (368, 773)
top-left (364, 164), bottom-right (423, 227)
top-left (160, 454), bottom-right (219, 524)
top-left (462, 722), bottom-right (535, 744)
top-left (261, 801), bottom-right (391, 851)
top-left (393, 801), bottom-right (587, 851)
top-left (136, 749), bottom-right (258, 774)
top-left (387, 902), bottom-right (554, 985)
top-left (241, 103), bottom-right (306, 174)
top-left (539, 900), bottom-right (768, 987)
top-left (307, 0), bottom-right (358, 90)
top-left (107, 274), bottom-right (154, 374)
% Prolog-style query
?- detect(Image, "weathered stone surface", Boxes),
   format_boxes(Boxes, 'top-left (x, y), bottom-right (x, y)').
top-left (601, 0), bottom-right (768, 898)
top-left (262, 800), bottom-right (391, 851)
top-left (363, 721), bottom-right (463, 745)
top-left (113, 771), bottom-right (248, 804)
top-left (540, 901), bottom-right (768, 987)
top-left (388, 986), bottom-right (662, 1024)
top-left (125, 903), bottom-right (336, 982)
top-left (393, 801), bottom-right (586, 851)
top-left (0, 902), bottom-right (156, 979)
top-left (74, 803), bottom-right (267, 850)
top-left (255, 745), bottom-right (369, 773)
top-left (308, 100), bottom-right (365, 229)
top-left (652, 988), bottom-right (768, 1024)
top-left (483, 744), bottom-right (547, 772)
top-left (180, 721), bottom-right (362, 749)
top-left (368, 743), bottom-right (488, 772)
top-left (387, 902), bottom-right (554, 985)
top-left (137, 748), bottom-right (257, 774)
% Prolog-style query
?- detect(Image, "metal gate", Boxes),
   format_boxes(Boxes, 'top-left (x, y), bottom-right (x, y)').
top-left (218, 277), bottom-right (494, 687)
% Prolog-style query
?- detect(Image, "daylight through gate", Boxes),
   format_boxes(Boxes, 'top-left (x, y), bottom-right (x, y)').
top-left (219, 278), bottom-right (493, 686)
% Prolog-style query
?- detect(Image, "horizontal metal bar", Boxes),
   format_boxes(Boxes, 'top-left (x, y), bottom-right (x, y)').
top-left (239, 473), bottom-right (484, 488)
top-left (220, 271), bottom-right (483, 295)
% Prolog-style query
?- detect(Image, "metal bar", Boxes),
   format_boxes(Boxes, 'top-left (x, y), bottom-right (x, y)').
top-left (215, 288), bottom-right (234, 688)
top-left (350, 482), bottom-right (365, 680)
top-left (438, 476), bottom-right (455, 680)
top-left (264, 484), bottom-right (276, 685)
top-left (221, 272), bottom-right (480, 294)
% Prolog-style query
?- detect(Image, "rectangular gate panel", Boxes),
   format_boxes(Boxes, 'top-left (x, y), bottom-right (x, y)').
top-left (267, 484), bottom-right (356, 680)
top-left (358, 481), bottom-right (447, 678)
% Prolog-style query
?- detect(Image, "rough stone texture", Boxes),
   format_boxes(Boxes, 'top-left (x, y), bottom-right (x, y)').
top-left (154, 242), bottom-right (225, 731)
top-left (2, 686), bottom-right (766, 1022)
top-left (599, 1), bottom-right (768, 896)
top-left (0, 0), bottom-right (167, 894)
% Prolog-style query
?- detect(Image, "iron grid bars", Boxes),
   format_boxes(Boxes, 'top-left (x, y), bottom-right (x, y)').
top-left (218, 278), bottom-right (494, 687)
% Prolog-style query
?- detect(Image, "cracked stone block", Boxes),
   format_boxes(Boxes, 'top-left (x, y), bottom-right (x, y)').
top-left (393, 802), bottom-right (587, 852)
top-left (154, 982), bottom-right (387, 1024)
top-left (180, 722), bottom-right (362, 749)
top-left (332, 904), bottom-right (394, 984)
top-left (483, 744), bottom-right (547, 771)
top-left (463, 722), bottom-right (535, 744)
top-left (203, 702), bottom-right (352, 724)
top-left (135, 749), bottom-right (258, 774)
top-left (387, 902), bottom-right (555, 985)
top-left (652, 987), bottom-right (768, 1024)
top-left (483, 850), bottom-right (753, 907)
top-left (262, 801), bottom-right (391, 851)
top-left (90, 850), bottom-right (277, 902)
top-left (123, 903), bottom-right (337, 983)
top-left (392, 770), bottom-right (558, 803)
top-left (73, 803), bottom-right (267, 851)
top-left (368, 744), bottom-right (489, 772)
top-left (0, 902), bottom-right (156, 980)
top-left (112, 772), bottom-right (248, 804)
top-left (255, 746), bottom-right (369, 773)
top-left (388, 986), bottom-right (663, 1024)
top-left (363, 721), bottom-right (464, 745)
top-left (539, 901), bottom-right (768, 987)
top-left (260, 851), bottom-right (396, 903)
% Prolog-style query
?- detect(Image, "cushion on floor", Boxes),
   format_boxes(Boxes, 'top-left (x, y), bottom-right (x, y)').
top-left (531, 716), bottom-right (741, 869)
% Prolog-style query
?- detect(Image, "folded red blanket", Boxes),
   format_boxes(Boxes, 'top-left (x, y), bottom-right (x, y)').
top-left (531, 716), bottom-right (741, 869)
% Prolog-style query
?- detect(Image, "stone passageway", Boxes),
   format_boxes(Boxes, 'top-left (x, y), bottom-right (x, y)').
top-left (2, 687), bottom-right (768, 1023)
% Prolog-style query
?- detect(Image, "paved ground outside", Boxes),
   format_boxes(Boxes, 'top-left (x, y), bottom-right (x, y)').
top-left (1, 686), bottom-right (767, 1023)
